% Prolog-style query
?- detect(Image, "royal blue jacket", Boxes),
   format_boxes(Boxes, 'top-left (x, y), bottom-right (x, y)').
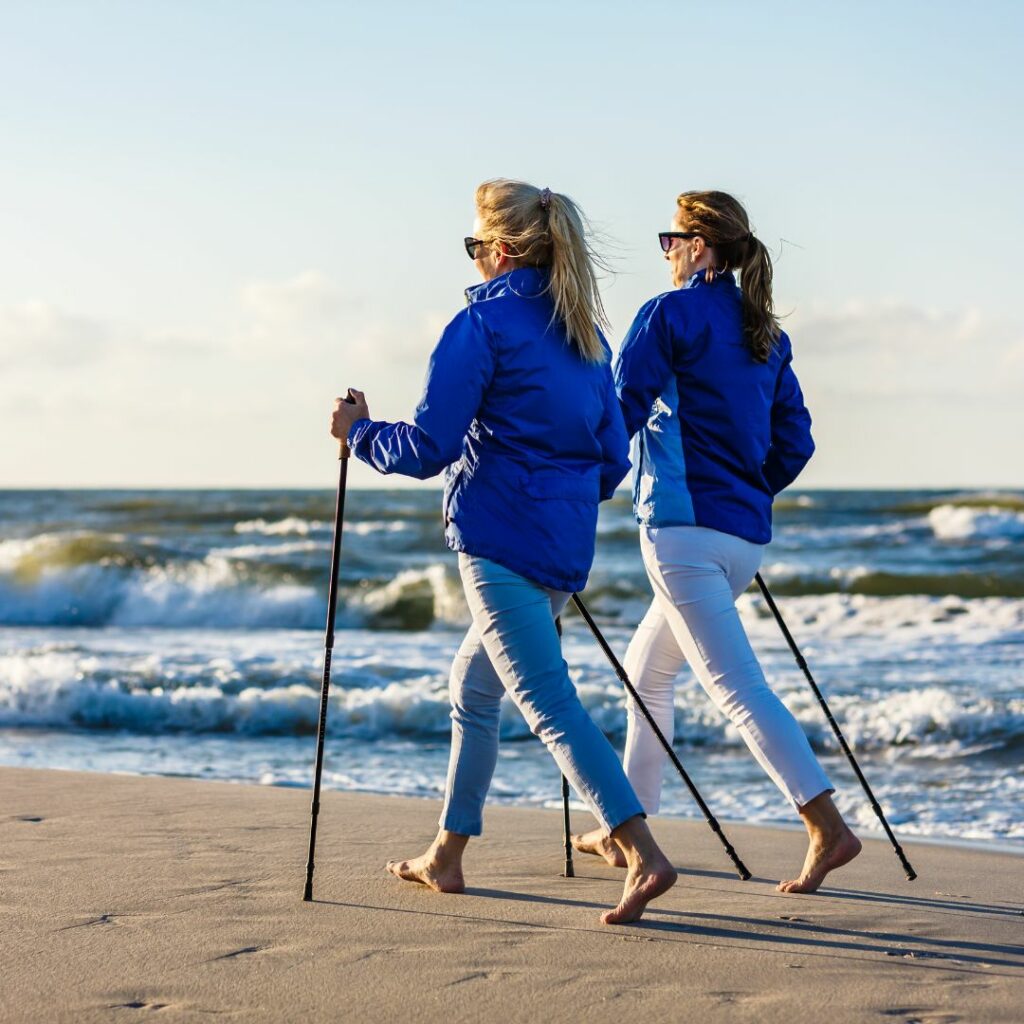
top-left (614, 271), bottom-right (814, 545)
top-left (348, 266), bottom-right (631, 592)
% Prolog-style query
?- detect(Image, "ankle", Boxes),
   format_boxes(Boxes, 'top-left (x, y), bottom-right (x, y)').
top-left (613, 815), bottom-right (668, 861)
top-left (803, 818), bottom-right (847, 844)
top-left (431, 830), bottom-right (469, 862)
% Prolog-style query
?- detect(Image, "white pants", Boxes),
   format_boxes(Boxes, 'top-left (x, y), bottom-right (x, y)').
top-left (623, 525), bottom-right (833, 814)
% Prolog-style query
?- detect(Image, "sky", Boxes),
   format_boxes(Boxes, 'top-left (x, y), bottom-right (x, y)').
top-left (1, 1), bottom-right (1021, 489)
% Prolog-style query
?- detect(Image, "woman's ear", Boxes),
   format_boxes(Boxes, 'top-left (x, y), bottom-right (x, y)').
top-left (691, 236), bottom-right (706, 260)
top-left (494, 241), bottom-right (509, 269)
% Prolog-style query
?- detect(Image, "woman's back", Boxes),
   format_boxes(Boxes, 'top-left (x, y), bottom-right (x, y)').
top-left (616, 270), bottom-right (813, 544)
top-left (350, 265), bottom-right (629, 592)
top-left (467, 267), bottom-right (619, 472)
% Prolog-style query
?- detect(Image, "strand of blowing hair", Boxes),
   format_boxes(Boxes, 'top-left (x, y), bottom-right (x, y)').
top-left (475, 178), bottom-right (610, 363)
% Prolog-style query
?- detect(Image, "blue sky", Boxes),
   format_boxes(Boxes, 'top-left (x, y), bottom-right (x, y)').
top-left (2, 1), bottom-right (1021, 487)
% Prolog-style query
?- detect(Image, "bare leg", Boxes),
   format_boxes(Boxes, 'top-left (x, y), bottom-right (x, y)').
top-left (571, 827), bottom-right (627, 868)
top-left (600, 815), bottom-right (677, 925)
top-left (777, 792), bottom-right (861, 894)
top-left (386, 830), bottom-right (469, 894)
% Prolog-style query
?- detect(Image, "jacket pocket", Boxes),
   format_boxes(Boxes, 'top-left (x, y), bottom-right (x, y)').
top-left (522, 467), bottom-right (600, 504)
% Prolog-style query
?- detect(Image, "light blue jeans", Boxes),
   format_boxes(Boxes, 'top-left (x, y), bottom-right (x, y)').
top-left (439, 553), bottom-right (645, 836)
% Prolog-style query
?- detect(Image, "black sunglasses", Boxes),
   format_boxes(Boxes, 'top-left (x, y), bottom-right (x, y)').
top-left (658, 231), bottom-right (701, 253)
top-left (464, 236), bottom-right (488, 260)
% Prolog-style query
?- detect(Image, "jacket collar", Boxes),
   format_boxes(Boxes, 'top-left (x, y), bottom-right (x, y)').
top-left (465, 266), bottom-right (550, 304)
top-left (683, 269), bottom-right (737, 290)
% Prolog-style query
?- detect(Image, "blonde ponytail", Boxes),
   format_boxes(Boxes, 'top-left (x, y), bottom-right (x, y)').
top-left (474, 179), bottom-right (609, 363)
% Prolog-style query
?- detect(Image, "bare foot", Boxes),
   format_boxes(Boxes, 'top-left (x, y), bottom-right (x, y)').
top-left (571, 828), bottom-right (627, 868)
top-left (777, 828), bottom-right (862, 894)
top-left (385, 852), bottom-right (465, 894)
top-left (601, 852), bottom-right (677, 925)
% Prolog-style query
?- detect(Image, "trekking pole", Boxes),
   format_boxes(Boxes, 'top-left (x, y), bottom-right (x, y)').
top-left (753, 573), bottom-right (917, 882)
top-left (570, 593), bottom-right (751, 881)
top-left (555, 616), bottom-right (574, 878)
top-left (303, 397), bottom-right (355, 901)
top-left (561, 774), bottom-right (574, 878)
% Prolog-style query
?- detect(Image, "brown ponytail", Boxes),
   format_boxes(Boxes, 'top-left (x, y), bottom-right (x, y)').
top-left (474, 179), bottom-right (609, 363)
top-left (675, 190), bottom-right (781, 363)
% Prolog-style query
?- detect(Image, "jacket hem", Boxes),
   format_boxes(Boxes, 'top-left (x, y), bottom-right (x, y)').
top-left (637, 512), bottom-right (771, 546)
top-left (446, 535), bottom-right (587, 595)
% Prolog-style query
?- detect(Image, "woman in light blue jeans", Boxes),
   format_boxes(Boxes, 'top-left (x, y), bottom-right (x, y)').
top-left (330, 180), bottom-right (676, 924)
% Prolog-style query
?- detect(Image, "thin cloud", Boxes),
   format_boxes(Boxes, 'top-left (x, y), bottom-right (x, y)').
top-left (790, 302), bottom-right (1023, 399)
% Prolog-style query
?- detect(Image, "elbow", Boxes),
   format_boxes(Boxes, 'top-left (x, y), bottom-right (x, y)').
top-left (409, 438), bottom-right (461, 480)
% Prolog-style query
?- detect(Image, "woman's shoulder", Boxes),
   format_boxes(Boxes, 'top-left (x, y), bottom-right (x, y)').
top-left (634, 283), bottom-right (720, 320)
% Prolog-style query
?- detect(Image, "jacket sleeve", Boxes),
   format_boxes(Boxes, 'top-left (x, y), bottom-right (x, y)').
top-left (596, 362), bottom-right (631, 501)
top-left (613, 296), bottom-right (675, 438)
top-left (762, 335), bottom-right (815, 495)
top-left (348, 308), bottom-right (496, 479)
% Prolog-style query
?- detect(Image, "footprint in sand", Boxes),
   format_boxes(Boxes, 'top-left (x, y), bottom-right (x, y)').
top-left (208, 945), bottom-right (264, 962)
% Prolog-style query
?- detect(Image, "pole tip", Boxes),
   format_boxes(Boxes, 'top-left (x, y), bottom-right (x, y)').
top-left (302, 882), bottom-right (313, 901)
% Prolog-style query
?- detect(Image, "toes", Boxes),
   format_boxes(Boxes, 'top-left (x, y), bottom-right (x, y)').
top-left (602, 902), bottom-right (642, 925)
top-left (386, 859), bottom-right (414, 881)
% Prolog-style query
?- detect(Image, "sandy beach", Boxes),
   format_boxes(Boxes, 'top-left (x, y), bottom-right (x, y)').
top-left (2, 767), bottom-right (1022, 1023)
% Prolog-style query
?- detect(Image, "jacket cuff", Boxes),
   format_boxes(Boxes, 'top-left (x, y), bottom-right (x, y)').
top-left (347, 417), bottom-right (373, 452)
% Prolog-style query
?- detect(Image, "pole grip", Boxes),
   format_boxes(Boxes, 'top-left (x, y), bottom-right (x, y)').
top-left (337, 391), bottom-right (357, 460)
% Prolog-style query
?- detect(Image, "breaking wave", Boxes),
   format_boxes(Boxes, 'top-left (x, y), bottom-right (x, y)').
top-left (2, 637), bottom-right (1020, 756)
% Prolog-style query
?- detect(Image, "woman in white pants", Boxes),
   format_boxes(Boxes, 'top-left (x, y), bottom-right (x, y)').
top-left (573, 190), bottom-right (861, 893)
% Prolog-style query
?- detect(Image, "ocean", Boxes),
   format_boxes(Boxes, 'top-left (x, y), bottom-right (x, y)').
top-left (1, 487), bottom-right (1021, 847)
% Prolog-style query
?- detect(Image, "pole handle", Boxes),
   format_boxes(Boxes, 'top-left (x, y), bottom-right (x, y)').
top-left (336, 391), bottom-right (357, 460)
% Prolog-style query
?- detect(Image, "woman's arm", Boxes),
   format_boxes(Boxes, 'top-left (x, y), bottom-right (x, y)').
top-left (762, 335), bottom-right (815, 494)
top-left (596, 362), bottom-right (631, 500)
top-left (613, 296), bottom-right (675, 438)
top-left (347, 308), bottom-right (497, 480)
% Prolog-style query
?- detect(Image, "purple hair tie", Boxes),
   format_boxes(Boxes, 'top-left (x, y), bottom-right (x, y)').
top-left (539, 187), bottom-right (552, 210)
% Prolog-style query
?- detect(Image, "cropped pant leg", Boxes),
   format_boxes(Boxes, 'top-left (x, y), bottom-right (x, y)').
top-left (440, 553), bottom-right (644, 836)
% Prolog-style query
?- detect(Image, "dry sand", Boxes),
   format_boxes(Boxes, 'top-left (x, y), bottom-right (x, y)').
top-left (2, 767), bottom-right (1022, 1023)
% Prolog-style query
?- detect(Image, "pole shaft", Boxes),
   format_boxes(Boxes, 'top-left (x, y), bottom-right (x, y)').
top-left (554, 616), bottom-right (574, 877)
top-left (303, 451), bottom-right (350, 901)
top-left (753, 573), bottom-right (916, 881)
top-left (570, 593), bottom-right (751, 881)
top-left (561, 774), bottom-right (575, 878)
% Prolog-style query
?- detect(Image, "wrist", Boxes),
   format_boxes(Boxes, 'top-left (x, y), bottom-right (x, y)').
top-left (347, 417), bottom-right (371, 447)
